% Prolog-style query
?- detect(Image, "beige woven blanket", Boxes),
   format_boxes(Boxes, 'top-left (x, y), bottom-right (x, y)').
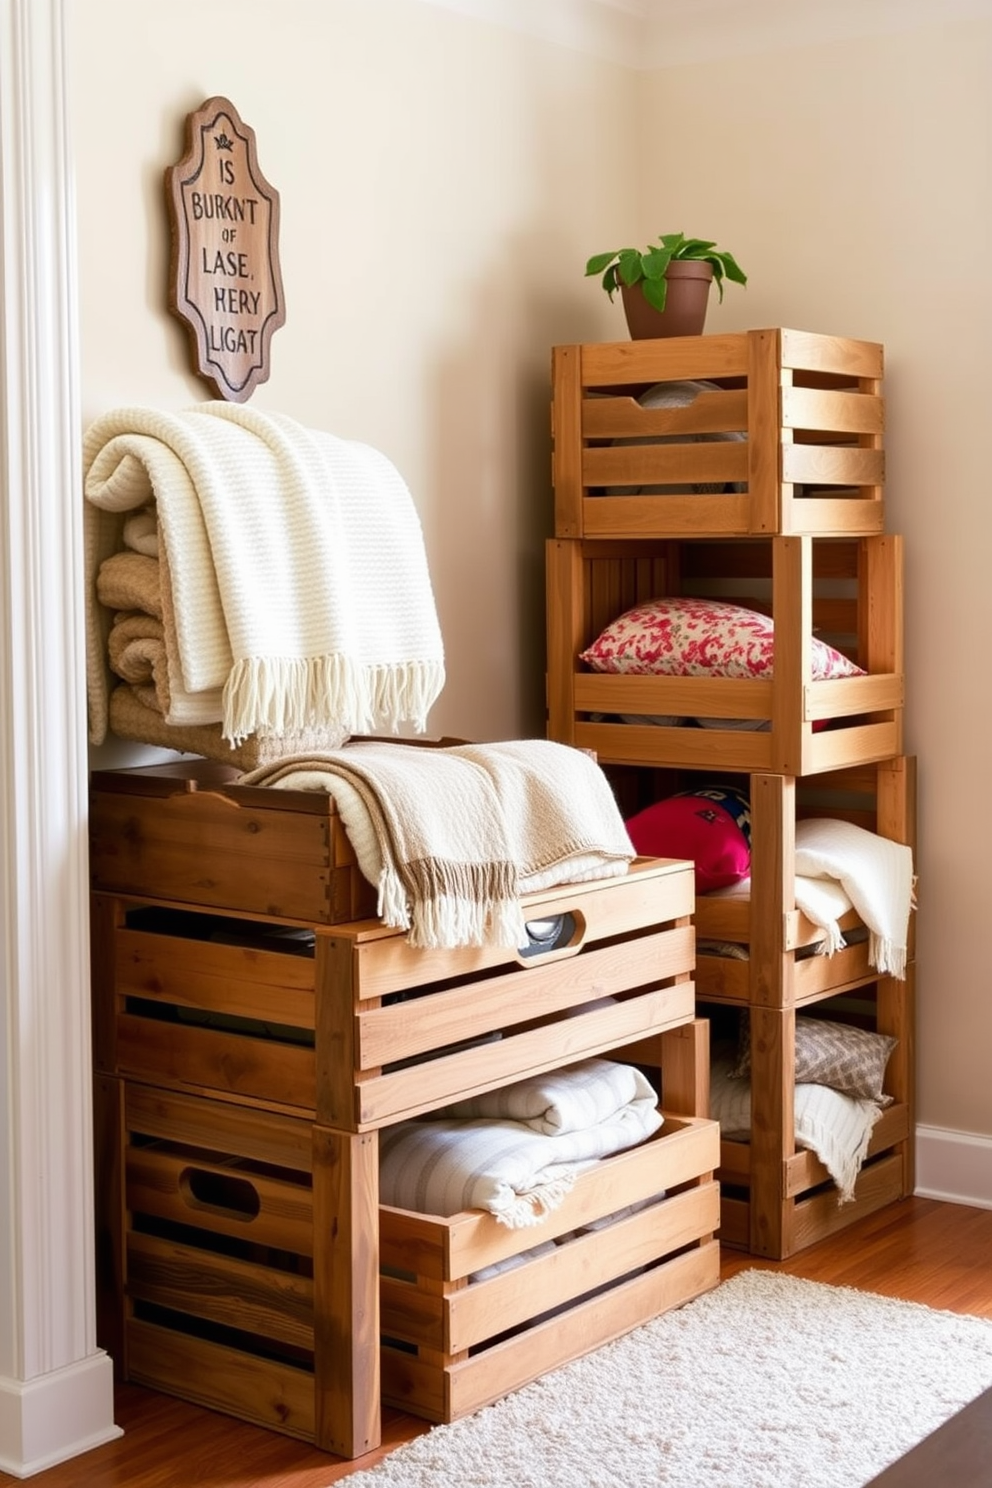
top-left (379, 1058), bottom-right (662, 1228)
top-left (240, 738), bottom-right (635, 949)
top-left (84, 403), bottom-right (445, 747)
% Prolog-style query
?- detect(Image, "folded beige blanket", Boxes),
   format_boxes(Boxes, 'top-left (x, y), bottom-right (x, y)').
top-left (379, 1059), bottom-right (662, 1228)
top-left (84, 403), bottom-right (445, 747)
top-left (439, 1057), bottom-right (659, 1135)
top-left (239, 738), bottom-right (635, 949)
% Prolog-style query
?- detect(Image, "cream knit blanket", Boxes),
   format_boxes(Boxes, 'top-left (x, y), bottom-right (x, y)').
top-left (83, 404), bottom-right (445, 746)
top-left (239, 738), bottom-right (635, 949)
top-left (794, 818), bottom-right (915, 979)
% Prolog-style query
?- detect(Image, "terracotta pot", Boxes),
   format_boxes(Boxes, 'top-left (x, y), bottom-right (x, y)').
top-left (620, 260), bottom-right (713, 339)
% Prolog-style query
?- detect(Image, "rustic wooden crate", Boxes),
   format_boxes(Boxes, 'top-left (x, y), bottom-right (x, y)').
top-left (94, 1075), bottom-right (719, 1444)
top-left (546, 532), bottom-right (904, 777)
top-left (379, 1115), bottom-right (720, 1423)
top-left (690, 757), bottom-right (917, 1008)
top-left (552, 328), bottom-right (885, 540)
top-left (89, 759), bottom-right (376, 925)
top-left (91, 857), bottom-right (698, 1127)
top-left (681, 757), bottom-right (914, 1261)
top-left (711, 970), bottom-right (915, 1261)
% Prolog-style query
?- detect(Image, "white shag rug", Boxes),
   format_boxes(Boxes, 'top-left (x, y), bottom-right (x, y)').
top-left (339, 1271), bottom-right (992, 1488)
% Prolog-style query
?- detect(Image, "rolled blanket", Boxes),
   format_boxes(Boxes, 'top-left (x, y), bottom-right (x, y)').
top-left (106, 682), bottom-right (360, 773)
top-left (379, 1060), bottom-right (662, 1228)
top-left (84, 403), bottom-right (445, 746)
top-left (238, 737), bottom-right (635, 949)
top-left (97, 550), bottom-right (163, 619)
top-left (794, 818), bottom-right (914, 979)
top-left (438, 1057), bottom-right (658, 1136)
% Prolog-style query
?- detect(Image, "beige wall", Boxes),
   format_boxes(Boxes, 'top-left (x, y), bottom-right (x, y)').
top-left (69, 1), bottom-right (992, 1140)
top-left (636, 11), bottom-right (992, 1138)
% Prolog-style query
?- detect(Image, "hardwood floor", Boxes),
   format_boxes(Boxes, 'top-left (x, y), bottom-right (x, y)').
top-left (5, 1197), bottom-right (992, 1488)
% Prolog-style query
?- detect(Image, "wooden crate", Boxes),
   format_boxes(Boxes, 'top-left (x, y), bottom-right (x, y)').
top-left (667, 758), bottom-right (914, 1261)
top-left (91, 857), bottom-right (698, 1128)
top-left (89, 759), bottom-right (377, 925)
top-left (379, 1115), bottom-right (720, 1423)
top-left (94, 1069), bottom-right (719, 1445)
top-left (552, 328), bottom-right (885, 540)
top-left (710, 971), bottom-right (915, 1260)
top-left (691, 758), bottom-right (917, 1009)
top-left (546, 532), bottom-right (903, 777)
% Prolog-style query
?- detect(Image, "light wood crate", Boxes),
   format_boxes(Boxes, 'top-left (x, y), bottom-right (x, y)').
top-left (546, 532), bottom-right (903, 778)
top-left (91, 857), bottom-right (698, 1128)
top-left (379, 1115), bottom-right (719, 1423)
top-left (711, 971), bottom-right (915, 1261)
top-left (690, 758), bottom-right (917, 1009)
top-left (94, 1072), bottom-right (719, 1444)
top-left (552, 328), bottom-right (885, 540)
top-left (691, 758), bottom-right (915, 1260)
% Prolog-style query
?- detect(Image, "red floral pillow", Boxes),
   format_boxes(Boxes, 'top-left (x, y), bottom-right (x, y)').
top-left (580, 597), bottom-right (864, 681)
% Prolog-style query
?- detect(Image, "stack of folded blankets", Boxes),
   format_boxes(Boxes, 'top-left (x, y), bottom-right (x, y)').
top-left (378, 1057), bottom-right (663, 1229)
top-left (83, 403), bottom-right (447, 769)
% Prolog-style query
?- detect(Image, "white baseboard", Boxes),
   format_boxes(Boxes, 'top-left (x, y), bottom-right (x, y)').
top-left (915, 1124), bottom-right (992, 1212)
top-left (0, 1354), bottom-right (120, 1479)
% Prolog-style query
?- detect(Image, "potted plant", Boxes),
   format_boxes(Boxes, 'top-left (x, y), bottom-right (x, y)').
top-left (585, 232), bottom-right (747, 339)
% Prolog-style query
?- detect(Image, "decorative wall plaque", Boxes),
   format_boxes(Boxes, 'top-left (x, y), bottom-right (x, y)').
top-left (166, 96), bottom-right (285, 402)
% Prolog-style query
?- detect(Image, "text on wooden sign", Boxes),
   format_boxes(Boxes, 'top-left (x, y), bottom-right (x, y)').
top-left (166, 96), bottom-right (286, 401)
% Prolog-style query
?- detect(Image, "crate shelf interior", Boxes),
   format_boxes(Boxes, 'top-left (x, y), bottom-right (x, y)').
top-left (546, 531), bottom-right (904, 778)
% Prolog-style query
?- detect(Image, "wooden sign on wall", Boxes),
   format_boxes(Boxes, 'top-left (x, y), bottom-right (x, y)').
top-left (166, 96), bottom-right (286, 402)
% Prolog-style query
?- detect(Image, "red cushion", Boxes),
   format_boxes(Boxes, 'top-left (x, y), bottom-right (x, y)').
top-left (625, 793), bottom-right (751, 893)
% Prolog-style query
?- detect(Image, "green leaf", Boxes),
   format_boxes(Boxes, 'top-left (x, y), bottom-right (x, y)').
top-left (618, 248), bottom-right (646, 286)
top-left (675, 238), bottom-right (717, 257)
top-left (585, 250), bottom-right (621, 276)
top-left (716, 250), bottom-right (748, 286)
top-left (641, 246), bottom-right (674, 280)
top-left (641, 277), bottom-right (669, 313)
top-left (600, 265), bottom-right (621, 300)
top-left (658, 232), bottom-right (686, 252)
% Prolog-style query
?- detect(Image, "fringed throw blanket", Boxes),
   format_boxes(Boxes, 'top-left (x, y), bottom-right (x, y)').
top-left (378, 1059), bottom-right (662, 1228)
top-left (83, 403), bottom-right (445, 748)
top-left (710, 1048), bottom-right (880, 1205)
top-left (239, 737), bottom-right (635, 949)
top-left (794, 818), bottom-right (915, 979)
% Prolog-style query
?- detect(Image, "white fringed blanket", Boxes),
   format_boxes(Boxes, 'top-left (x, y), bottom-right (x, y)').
top-left (239, 738), bottom-right (635, 949)
top-left (379, 1059), bottom-right (662, 1228)
top-left (83, 404), bottom-right (445, 746)
top-left (794, 818), bottom-right (915, 978)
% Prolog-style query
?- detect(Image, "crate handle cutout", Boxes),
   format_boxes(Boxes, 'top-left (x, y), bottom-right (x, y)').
top-left (179, 1166), bottom-right (262, 1222)
top-left (515, 910), bottom-right (586, 967)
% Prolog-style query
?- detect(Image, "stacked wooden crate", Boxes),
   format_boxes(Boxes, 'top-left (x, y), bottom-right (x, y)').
top-left (89, 760), bottom-right (719, 1456)
top-left (546, 327), bottom-right (916, 1260)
